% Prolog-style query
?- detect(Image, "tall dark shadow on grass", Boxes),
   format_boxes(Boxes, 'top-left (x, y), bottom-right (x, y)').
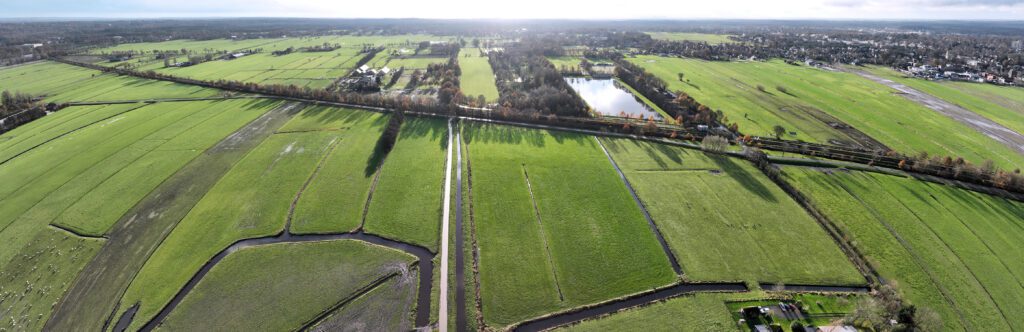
top-left (364, 111), bottom-right (403, 177)
top-left (707, 154), bottom-right (777, 202)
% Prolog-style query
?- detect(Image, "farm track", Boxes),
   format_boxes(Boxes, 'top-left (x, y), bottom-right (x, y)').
top-left (511, 282), bottom-right (748, 332)
top-left (594, 136), bottom-right (683, 276)
top-left (136, 232), bottom-right (433, 331)
top-left (848, 68), bottom-right (1024, 157)
top-left (43, 102), bottom-right (304, 331)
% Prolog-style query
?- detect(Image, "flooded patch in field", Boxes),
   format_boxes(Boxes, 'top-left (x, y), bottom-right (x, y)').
top-left (564, 77), bottom-right (661, 119)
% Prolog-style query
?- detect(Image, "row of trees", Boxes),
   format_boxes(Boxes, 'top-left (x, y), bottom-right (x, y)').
top-left (0, 91), bottom-right (64, 135)
top-left (613, 55), bottom-right (736, 131)
top-left (901, 152), bottom-right (1024, 193)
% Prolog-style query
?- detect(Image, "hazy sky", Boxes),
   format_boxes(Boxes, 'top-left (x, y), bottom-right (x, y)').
top-left (5, 0), bottom-right (1024, 20)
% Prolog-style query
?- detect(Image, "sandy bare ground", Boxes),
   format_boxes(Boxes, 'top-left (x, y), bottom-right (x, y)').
top-left (848, 69), bottom-right (1024, 157)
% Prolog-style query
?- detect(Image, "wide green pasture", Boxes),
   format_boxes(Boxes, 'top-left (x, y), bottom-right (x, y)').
top-left (307, 267), bottom-right (419, 331)
top-left (644, 32), bottom-right (738, 44)
top-left (629, 56), bottom-right (1024, 168)
top-left (862, 66), bottom-right (1024, 136)
top-left (458, 48), bottom-right (499, 101)
top-left (156, 240), bottom-right (416, 331)
top-left (364, 117), bottom-right (449, 251)
top-left (465, 123), bottom-right (676, 327)
top-left (288, 106), bottom-right (390, 234)
top-left (0, 61), bottom-right (216, 102)
top-left (116, 128), bottom-right (340, 330)
top-left (0, 99), bottom-right (278, 331)
top-left (600, 138), bottom-right (863, 285)
top-left (785, 167), bottom-right (1024, 331)
top-left (558, 293), bottom-right (739, 331)
top-left (91, 35), bottom-right (448, 54)
top-left (0, 227), bottom-right (103, 332)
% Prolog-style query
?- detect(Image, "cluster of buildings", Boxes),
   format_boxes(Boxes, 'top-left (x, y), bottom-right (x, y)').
top-left (903, 64), bottom-right (1023, 86)
top-left (337, 64), bottom-right (393, 92)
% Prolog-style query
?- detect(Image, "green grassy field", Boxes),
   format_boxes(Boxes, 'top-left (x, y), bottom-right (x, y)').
top-left (600, 138), bottom-right (864, 285)
top-left (0, 103), bottom-right (142, 162)
top-left (629, 56), bottom-right (1024, 169)
top-left (156, 240), bottom-right (416, 331)
top-left (0, 99), bottom-right (278, 331)
top-left (557, 293), bottom-right (740, 331)
top-left (288, 106), bottom-right (390, 234)
top-left (0, 227), bottom-right (103, 331)
top-left (307, 265), bottom-right (419, 331)
top-left (546, 55), bottom-right (584, 71)
top-left (89, 35), bottom-right (453, 89)
top-left (0, 61), bottom-right (216, 102)
top-left (465, 123), bottom-right (676, 327)
top-left (363, 117), bottom-right (449, 252)
top-left (458, 48), bottom-right (499, 102)
top-left (91, 35), bottom-right (448, 54)
top-left (861, 66), bottom-right (1024, 136)
top-left (644, 32), bottom-right (737, 44)
top-left (785, 167), bottom-right (1024, 331)
top-left (116, 128), bottom-right (340, 331)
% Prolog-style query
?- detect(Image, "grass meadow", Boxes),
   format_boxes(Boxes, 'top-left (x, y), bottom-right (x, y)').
top-left (363, 117), bottom-right (449, 252)
top-left (156, 240), bottom-right (415, 331)
top-left (116, 128), bottom-right (340, 331)
top-left (288, 106), bottom-right (391, 234)
top-left (458, 48), bottom-right (500, 102)
top-left (862, 66), bottom-right (1024, 137)
top-left (644, 32), bottom-right (738, 44)
top-left (600, 138), bottom-right (864, 285)
top-left (0, 99), bottom-right (278, 331)
top-left (0, 61), bottom-right (216, 102)
top-left (629, 56), bottom-right (1024, 168)
top-left (464, 123), bottom-right (676, 328)
top-left (785, 167), bottom-right (1024, 331)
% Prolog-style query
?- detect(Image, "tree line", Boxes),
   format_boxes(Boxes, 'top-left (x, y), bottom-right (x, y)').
top-left (488, 49), bottom-right (588, 117)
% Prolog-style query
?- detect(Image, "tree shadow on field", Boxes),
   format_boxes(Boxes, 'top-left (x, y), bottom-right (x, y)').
top-left (290, 105), bottom-right (388, 130)
top-left (600, 138), bottom-right (683, 170)
top-left (363, 116), bottom-right (448, 177)
top-left (462, 122), bottom-right (547, 148)
top-left (708, 154), bottom-right (777, 202)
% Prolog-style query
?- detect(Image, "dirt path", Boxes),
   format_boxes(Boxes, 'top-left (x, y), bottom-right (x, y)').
top-left (848, 69), bottom-right (1024, 157)
top-left (594, 136), bottom-right (683, 276)
top-left (438, 118), bottom-right (455, 332)
top-left (44, 102), bottom-right (304, 331)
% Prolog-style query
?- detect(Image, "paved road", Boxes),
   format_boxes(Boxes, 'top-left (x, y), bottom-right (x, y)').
top-left (438, 119), bottom-right (455, 332)
top-left (848, 68), bottom-right (1024, 159)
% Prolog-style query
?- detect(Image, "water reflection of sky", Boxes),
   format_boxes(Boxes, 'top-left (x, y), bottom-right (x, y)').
top-left (565, 77), bottom-right (661, 119)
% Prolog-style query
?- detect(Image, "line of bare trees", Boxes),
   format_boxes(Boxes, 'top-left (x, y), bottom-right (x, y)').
top-left (0, 91), bottom-right (66, 134)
